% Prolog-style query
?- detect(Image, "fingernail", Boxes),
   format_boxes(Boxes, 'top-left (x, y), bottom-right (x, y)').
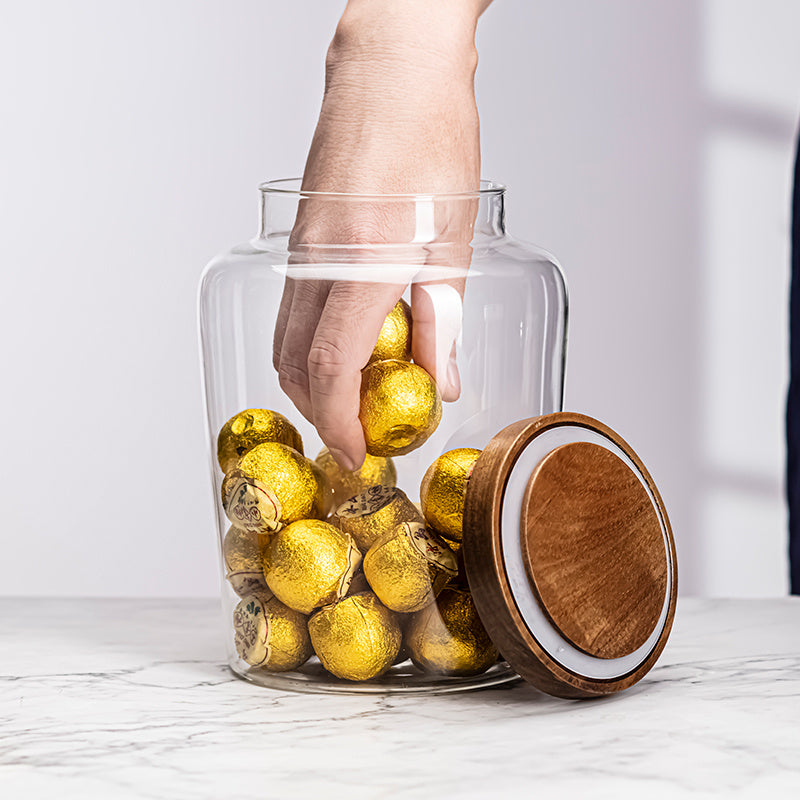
top-left (330, 448), bottom-right (357, 473)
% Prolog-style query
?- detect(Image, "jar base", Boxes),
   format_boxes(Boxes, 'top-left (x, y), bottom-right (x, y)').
top-left (229, 656), bottom-right (520, 695)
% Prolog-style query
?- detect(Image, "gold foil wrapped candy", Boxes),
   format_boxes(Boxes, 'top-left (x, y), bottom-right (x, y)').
top-left (359, 360), bottom-right (442, 457)
top-left (332, 485), bottom-right (422, 552)
top-left (420, 448), bottom-right (481, 542)
top-left (315, 447), bottom-right (397, 509)
top-left (222, 525), bottom-right (272, 598)
top-left (233, 593), bottom-right (312, 672)
top-left (368, 299), bottom-right (412, 364)
top-left (308, 592), bottom-right (402, 681)
top-left (363, 521), bottom-right (458, 613)
top-left (217, 408), bottom-right (303, 473)
top-left (406, 587), bottom-right (498, 676)
top-left (264, 519), bottom-right (361, 614)
top-left (221, 442), bottom-right (328, 531)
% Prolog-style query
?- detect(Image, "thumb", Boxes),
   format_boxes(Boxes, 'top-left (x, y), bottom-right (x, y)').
top-left (410, 279), bottom-right (464, 402)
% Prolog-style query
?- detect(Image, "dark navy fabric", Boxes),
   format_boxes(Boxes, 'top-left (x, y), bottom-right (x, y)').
top-left (787, 131), bottom-right (800, 595)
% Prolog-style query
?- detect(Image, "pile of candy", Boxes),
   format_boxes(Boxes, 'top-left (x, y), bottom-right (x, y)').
top-left (217, 301), bottom-right (497, 682)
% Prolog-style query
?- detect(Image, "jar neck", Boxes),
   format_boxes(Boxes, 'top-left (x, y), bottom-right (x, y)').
top-left (257, 182), bottom-right (507, 248)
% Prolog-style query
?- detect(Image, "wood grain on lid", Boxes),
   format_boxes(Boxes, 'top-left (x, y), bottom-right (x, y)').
top-left (520, 441), bottom-right (667, 660)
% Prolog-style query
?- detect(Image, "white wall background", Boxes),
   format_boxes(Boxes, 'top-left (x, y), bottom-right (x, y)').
top-left (1, 1), bottom-right (797, 597)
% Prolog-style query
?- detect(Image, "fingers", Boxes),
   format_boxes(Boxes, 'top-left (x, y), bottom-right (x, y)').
top-left (276, 192), bottom-right (419, 468)
top-left (276, 279), bottom-right (331, 424)
top-left (308, 281), bottom-right (403, 470)
top-left (274, 189), bottom-right (476, 468)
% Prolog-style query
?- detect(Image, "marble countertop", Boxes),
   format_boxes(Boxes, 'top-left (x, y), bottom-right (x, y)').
top-left (1, 598), bottom-right (799, 799)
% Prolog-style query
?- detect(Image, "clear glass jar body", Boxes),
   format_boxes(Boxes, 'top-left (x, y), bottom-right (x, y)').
top-left (199, 180), bottom-right (567, 694)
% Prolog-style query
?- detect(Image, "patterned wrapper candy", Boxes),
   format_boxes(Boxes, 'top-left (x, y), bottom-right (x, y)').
top-left (332, 485), bottom-right (422, 552)
top-left (221, 442), bottom-right (329, 531)
top-left (222, 525), bottom-right (273, 598)
top-left (264, 519), bottom-right (361, 614)
top-left (363, 521), bottom-right (458, 613)
top-left (232, 593), bottom-right (312, 672)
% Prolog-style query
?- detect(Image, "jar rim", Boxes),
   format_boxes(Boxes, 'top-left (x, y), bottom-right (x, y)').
top-left (258, 177), bottom-right (506, 200)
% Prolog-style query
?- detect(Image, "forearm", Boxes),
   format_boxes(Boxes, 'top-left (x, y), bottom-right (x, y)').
top-left (304, 1), bottom-right (492, 195)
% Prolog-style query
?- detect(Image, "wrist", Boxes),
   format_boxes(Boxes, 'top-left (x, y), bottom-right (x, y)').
top-left (331, 0), bottom-right (481, 78)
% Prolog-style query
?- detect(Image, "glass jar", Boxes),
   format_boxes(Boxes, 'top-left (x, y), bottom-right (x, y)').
top-left (199, 178), bottom-right (568, 694)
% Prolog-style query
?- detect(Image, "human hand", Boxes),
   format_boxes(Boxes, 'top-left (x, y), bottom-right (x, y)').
top-left (273, 0), bottom-right (491, 471)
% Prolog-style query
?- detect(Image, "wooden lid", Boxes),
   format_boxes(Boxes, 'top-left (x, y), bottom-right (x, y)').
top-left (462, 413), bottom-right (677, 699)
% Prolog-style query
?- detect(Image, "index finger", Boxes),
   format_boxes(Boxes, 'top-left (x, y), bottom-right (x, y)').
top-left (307, 280), bottom-right (404, 471)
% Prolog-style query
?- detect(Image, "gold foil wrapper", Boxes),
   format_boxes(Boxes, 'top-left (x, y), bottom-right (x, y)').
top-left (332, 485), bottom-right (422, 552)
top-left (223, 442), bottom-right (327, 527)
top-left (368, 299), bottom-right (412, 365)
top-left (217, 408), bottom-right (304, 473)
top-left (315, 447), bottom-right (397, 509)
top-left (420, 448), bottom-right (481, 542)
top-left (406, 587), bottom-right (498, 676)
top-left (363, 521), bottom-right (458, 613)
top-left (308, 592), bottom-right (402, 681)
top-left (233, 593), bottom-right (312, 672)
top-left (223, 526), bottom-right (272, 598)
top-left (359, 360), bottom-right (442, 457)
top-left (264, 519), bottom-right (362, 614)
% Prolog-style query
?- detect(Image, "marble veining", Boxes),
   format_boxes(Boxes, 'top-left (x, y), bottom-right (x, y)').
top-left (1, 598), bottom-right (799, 799)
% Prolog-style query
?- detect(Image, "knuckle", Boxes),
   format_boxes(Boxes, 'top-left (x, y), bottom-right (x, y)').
top-left (277, 361), bottom-right (308, 392)
top-left (307, 340), bottom-right (350, 376)
top-left (336, 218), bottom-right (390, 244)
top-left (291, 210), bottom-right (393, 249)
